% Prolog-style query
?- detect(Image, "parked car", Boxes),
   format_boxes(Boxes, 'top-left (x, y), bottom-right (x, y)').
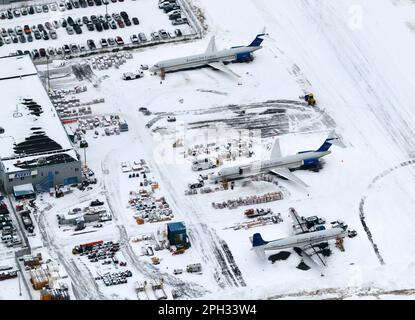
top-left (15, 26), bottom-right (23, 36)
top-left (58, 2), bottom-right (66, 11)
top-left (63, 44), bottom-right (71, 54)
top-left (90, 199), bottom-right (104, 206)
top-left (74, 24), bottom-right (83, 34)
top-left (67, 16), bottom-right (75, 26)
top-left (42, 4), bottom-right (49, 13)
top-left (107, 37), bottom-right (116, 46)
top-left (70, 43), bottom-right (79, 53)
top-left (100, 38), bottom-right (108, 47)
top-left (87, 39), bottom-right (96, 49)
top-left (115, 36), bottom-right (124, 45)
top-left (72, 0), bottom-right (80, 9)
top-left (109, 21), bottom-right (117, 29)
top-left (27, 34), bottom-right (33, 42)
top-left (34, 30), bottom-right (41, 40)
top-left (66, 26), bottom-right (74, 35)
top-left (151, 32), bottom-right (160, 40)
top-left (32, 49), bottom-right (40, 58)
top-left (45, 22), bottom-right (53, 30)
top-left (60, 18), bottom-right (68, 27)
top-left (50, 30), bottom-right (58, 39)
top-left (24, 25), bottom-right (31, 35)
top-left (172, 17), bottom-right (188, 25)
top-left (174, 28), bottom-right (182, 37)
top-left (21, 7), bottom-right (28, 15)
top-left (158, 29), bottom-right (169, 39)
top-left (19, 34), bottom-right (26, 43)
top-left (130, 34), bottom-right (139, 44)
top-left (138, 32), bottom-right (147, 42)
top-left (65, 0), bottom-right (73, 10)
top-left (95, 22), bottom-right (103, 32)
top-left (132, 17), bottom-right (140, 25)
top-left (39, 48), bottom-right (47, 57)
top-left (50, 3), bottom-right (57, 11)
top-left (42, 31), bottom-right (49, 40)
top-left (47, 47), bottom-right (56, 55)
top-left (120, 11), bottom-right (129, 20)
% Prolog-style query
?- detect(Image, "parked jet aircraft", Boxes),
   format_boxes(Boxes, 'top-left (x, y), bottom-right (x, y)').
top-left (209, 131), bottom-right (345, 187)
top-left (250, 208), bottom-right (348, 267)
top-left (149, 33), bottom-right (266, 77)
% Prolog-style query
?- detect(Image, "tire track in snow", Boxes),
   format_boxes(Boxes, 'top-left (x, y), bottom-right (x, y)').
top-left (99, 110), bottom-right (208, 299)
top-left (37, 206), bottom-right (106, 300)
top-left (358, 159), bottom-right (415, 265)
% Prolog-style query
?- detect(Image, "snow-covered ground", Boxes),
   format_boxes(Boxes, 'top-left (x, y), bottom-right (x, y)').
top-left (2, 0), bottom-right (415, 300)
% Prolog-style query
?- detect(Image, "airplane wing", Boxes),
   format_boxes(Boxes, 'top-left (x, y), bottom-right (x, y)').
top-left (302, 246), bottom-right (327, 268)
top-left (205, 36), bottom-right (217, 54)
top-left (269, 168), bottom-right (309, 188)
top-left (208, 62), bottom-right (241, 78)
top-left (289, 207), bottom-right (307, 235)
top-left (270, 139), bottom-right (282, 159)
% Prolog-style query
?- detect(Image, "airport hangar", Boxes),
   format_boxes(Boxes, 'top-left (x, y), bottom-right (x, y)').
top-left (0, 55), bottom-right (82, 196)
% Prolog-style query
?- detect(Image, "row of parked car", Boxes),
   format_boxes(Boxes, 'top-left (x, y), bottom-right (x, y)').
top-left (0, 23), bottom-right (58, 47)
top-left (0, 3), bottom-right (56, 20)
top-left (0, 0), bottom-right (124, 21)
top-left (10, 27), bottom-right (183, 59)
top-left (0, 9), bottom-right (140, 47)
top-left (158, 0), bottom-right (189, 26)
top-left (64, 11), bottom-right (139, 35)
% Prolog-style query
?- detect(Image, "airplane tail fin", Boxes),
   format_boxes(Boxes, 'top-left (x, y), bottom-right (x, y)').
top-left (252, 233), bottom-right (269, 247)
top-left (251, 233), bottom-right (268, 259)
top-left (248, 33), bottom-right (266, 47)
top-left (316, 130), bottom-right (345, 152)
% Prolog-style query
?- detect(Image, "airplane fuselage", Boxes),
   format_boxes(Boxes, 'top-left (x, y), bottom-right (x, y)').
top-left (210, 150), bottom-right (330, 181)
top-left (261, 227), bottom-right (346, 252)
top-left (150, 46), bottom-right (261, 74)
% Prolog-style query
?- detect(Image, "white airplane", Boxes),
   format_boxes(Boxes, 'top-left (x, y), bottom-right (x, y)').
top-left (149, 33), bottom-right (266, 77)
top-left (251, 208), bottom-right (348, 267)
top-left (209, 131), bottom-right (345, 187)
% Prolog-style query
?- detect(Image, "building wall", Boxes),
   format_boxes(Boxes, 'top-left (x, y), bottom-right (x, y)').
top-left (0, 159), bottom-right (82, 193)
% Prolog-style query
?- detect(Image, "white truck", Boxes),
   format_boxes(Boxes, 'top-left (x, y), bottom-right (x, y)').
top-left (122, 71), bottom-right (144, 80)
top-left (191, 158), bottom-right (217, 171)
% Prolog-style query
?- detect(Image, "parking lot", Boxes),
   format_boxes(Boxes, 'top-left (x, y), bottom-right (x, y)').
top-left (0, 0), bottom-right (196, 58)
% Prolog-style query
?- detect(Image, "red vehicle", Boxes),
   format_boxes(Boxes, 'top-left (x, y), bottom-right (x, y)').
top-left (80, 240), bottom-right (103, 249)
top-left (115, 36), bottom-right (124, 45)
